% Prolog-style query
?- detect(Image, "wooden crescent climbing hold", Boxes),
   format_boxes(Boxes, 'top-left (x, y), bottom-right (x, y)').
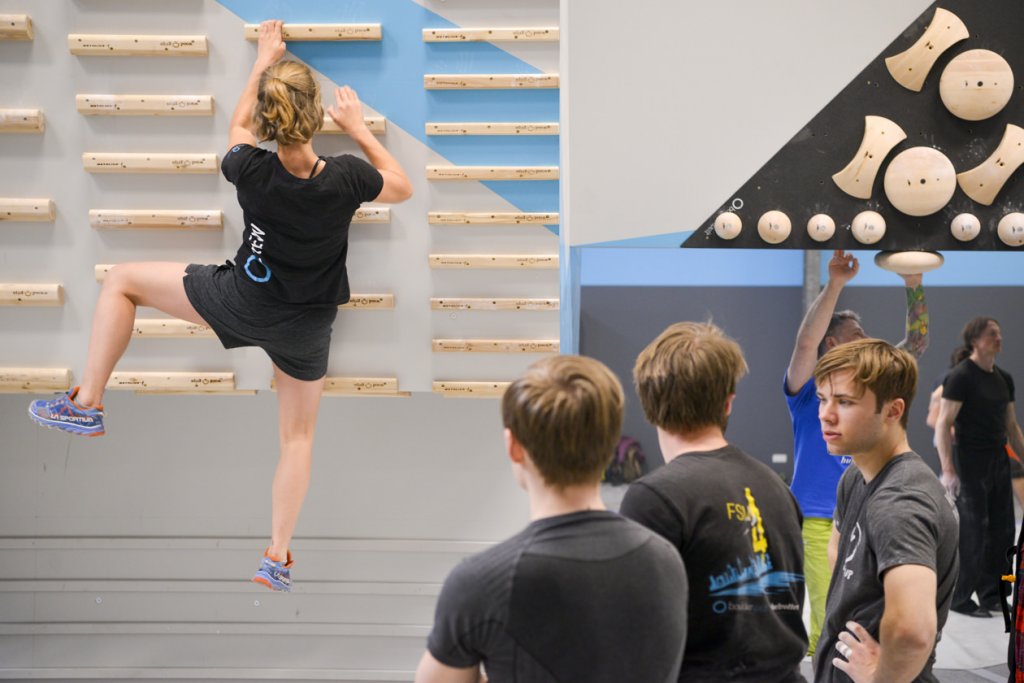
top-left (884, 7), bottom-right (969, 92)
top-left (832, 116), bottom-right (907, 199)
top-left (956, 124), bottom-right (1024, 206)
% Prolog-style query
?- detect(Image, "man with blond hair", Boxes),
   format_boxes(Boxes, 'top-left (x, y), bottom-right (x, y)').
top-left (415, 355), bottom-right (689, 683)
top-left (622, 322), bottom-right (807, 683)
top-left (814, 339), bottom-right (957, 683)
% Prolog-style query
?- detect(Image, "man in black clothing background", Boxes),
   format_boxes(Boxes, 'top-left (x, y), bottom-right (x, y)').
top-left (621, 322), bottom-right (807, 683)
top-left (935, 317), bottom-right (1024, 617)
top-left (415, 355), bottom-right (689, 683)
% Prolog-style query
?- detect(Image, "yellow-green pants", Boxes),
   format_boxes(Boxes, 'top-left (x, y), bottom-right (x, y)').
top-left (803, 517), bottom-right (833, 657)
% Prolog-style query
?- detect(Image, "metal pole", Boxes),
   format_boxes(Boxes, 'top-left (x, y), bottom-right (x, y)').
top-left (803, 250), bottom-right (821, 313)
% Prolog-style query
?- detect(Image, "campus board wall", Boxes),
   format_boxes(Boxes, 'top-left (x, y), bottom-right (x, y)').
top-left (580, 284), bottom-right (1024, 477)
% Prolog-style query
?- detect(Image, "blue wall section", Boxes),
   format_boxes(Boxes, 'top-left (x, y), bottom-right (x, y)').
top-left (216, 0), bottom-right (559, 219)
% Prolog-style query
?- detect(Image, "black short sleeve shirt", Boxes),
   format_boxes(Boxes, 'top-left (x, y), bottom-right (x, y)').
top-left (943, 360), bottom-right (1015, 451)
top-left (221, 144), bottom-right (383, 306)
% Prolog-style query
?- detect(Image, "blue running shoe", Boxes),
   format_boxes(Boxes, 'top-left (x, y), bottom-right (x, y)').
top-left (252, 550), bottom-right (293, 592)
top-left (28, 387), bottom-right (105, 437)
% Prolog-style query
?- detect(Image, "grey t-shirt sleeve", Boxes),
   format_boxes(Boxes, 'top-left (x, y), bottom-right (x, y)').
top-left (426, 561), bottom-right (492, 669)
top-left (620, 481), bottom-right (686, 550)
top-left (865, 487), bottom-right (940, 579)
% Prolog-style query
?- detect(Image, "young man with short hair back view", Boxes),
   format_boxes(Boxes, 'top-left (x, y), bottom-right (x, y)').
top-left (621, 322), bottom-right (807, 683)
top-left (415, 355), bottom-right (689, 683)
top-left (814, 339), bottom-right (958, 683)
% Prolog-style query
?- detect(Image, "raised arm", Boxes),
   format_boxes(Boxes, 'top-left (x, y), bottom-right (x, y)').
top-left (832, 565), bottom-right (937, 683)
top-left (327, 86), bottom-right (413, 203)
top-left (935, 398), bottom-right (963, 498)
top-left (229, 20), bottom-right (286, 149)
top-left (895, 273), bottom-right (928, 359)
top-left (414, 652), bottom-right (485, 683)
top-left (786, 250), bottom-right (857, 393)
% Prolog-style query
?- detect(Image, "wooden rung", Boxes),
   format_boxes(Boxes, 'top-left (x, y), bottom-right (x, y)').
top-left (321, 115), bottom-right (386, 134)
top-left (425, 74), bottom-right (559, 89)
top-left (244, 23), bottom-right (381, 41)
top-left (427, 166), bottom-right (558, 181)
top-left (426, 122), bottom-right (558, 136)
top-left (107, 371), bottom-right (237, 393)
top-left (0, 108), bottom-right (43, 132)
top-left (83, 153), bottom-right (218, 174)
top-left (89, 209), bottom-right (222, 230)
top-left (68, 34), bottom-right (208, 57)
top-left (352, 207), bottom-right (389, 223)
top-left (0, 368), bottom-right (71, 393)
top-left (270, 375), bottom-right (406, 396)
top-left (95, 264), bottom-right (112, 282)
top-left (423, 27), bottom-right (559, 42)
top-left (339, 294), bottom-right (394, 309)
top-left (0, 14), bottom-right (33, 40)
top-left (433, 339), bottom-right (559, 353)
top-left (132, 318), bottom-right (215, 338)
top-left (429, 254), bottom-right (559, 269)
top-left (1, 198), bottom-right (55, 222)
top-left (429, 211), bottom-right (558, 225)
top-left (0, 283), bottom-right (63, 306)
top-left (431, 297), bottom-right (559, 311)
top-left (76, 94), bottom-right (213, 116)
top-left (432, 381), bottom-right (511, 398)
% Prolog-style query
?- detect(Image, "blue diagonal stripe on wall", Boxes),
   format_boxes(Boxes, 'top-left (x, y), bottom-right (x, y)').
top-left (216, 0), bottom-right (559, 225)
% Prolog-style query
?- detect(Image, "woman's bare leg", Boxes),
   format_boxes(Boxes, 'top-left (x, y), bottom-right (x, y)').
top-left (76, 263), bottom-right (206, 408)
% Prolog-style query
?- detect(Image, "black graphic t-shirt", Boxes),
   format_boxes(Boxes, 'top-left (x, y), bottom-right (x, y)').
top-left (814, 452), bottom-right (959, 683)
top-left (427, 511), bottom-right (688, 683)
top-left (943, 359), bottom-right (1015, 451)
top-left (620, 444), bottom-right (807, 683)
top-left (221, 144), bottom-right (383, 306)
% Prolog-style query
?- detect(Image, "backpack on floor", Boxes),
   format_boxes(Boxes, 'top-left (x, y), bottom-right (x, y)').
top-left (603, 436), bottom-right (646, 485)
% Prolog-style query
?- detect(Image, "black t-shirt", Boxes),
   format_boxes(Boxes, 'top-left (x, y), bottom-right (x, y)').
top-left (620, 445), bottom-right (807, 683)
top-left (221, 144), bottom-right (384, 306)
top-left (426, 510), bottom-right (688, 683)
top-left (814, 452), bottom-right (959, 683)
top-left (942, 359), bottom-right (1015, 451)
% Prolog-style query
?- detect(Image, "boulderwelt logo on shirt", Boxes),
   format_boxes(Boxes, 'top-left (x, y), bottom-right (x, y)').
top-left (708, 487), bottom-right (804, 615)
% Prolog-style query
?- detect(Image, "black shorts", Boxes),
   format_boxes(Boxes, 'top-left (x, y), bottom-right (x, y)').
top-left (182, 262), bottom-right (337, 381)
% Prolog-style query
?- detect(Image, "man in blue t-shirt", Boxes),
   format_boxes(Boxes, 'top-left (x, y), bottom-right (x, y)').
top-left (784, 250), bottom-right (928, 655)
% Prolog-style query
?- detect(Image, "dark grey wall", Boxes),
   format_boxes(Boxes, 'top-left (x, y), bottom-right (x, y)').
top-left (581, 285), bottom-right (1024, 479)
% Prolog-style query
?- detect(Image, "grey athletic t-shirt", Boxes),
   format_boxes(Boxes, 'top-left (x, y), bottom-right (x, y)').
top-left (427, 510), bottom-right (688, 683)
top-left (814, 452), bottom-right (959, 683)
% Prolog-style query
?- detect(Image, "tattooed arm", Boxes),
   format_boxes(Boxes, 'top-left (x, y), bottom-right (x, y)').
top-left (895, 273), bottom-right (929, 359)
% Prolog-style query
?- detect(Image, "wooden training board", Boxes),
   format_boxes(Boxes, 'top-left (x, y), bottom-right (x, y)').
top-left (339, 294), bottom-right (394, 310)
top-left (107, 371), bottom-right (246, 394)
top-left (0, 109), bottom-right (43, 132)
top-left (431, 381), bottom-right (511, 398)
top-left (0, 368), bottom-right (71, 393)
top-left (244, 23), bottom-right (381, 41)
top-left (423, 28), bottom-right (558, 42)
top-left (0, 14), bottom-right (32, 40)
top-left (424, 74), bottom-right (559, 90)
top-left (427, 166), bottom-right (558, 181)
top-left (68, 34), bottom-right (208, 56)
top-left (431, 297), bottom-right (558, 311)
top-left (429, 254), bottom-right (559, 269)
top-left (426, 122), bottom-right (558, 136)
top-left (0, 283), bottom-right (62, 306)
top-left (132, 319), bottom-right (216, 338)
top-left (76, 94), bottom-right (213, 116)
top-left (1, 198), bottom-right (54, 221)
top-left (83, 153), bottom-right (218, 174)
top-left (428, 211), bottom-right (558, 225)
top-left (89, 210), bottom-right (222, 230)
top-left (432, 339), bottom-right (559, 353)
top-left (320, 116), bottom-right (386, 134)
top-left (353, 207), bottom-right (390, 223)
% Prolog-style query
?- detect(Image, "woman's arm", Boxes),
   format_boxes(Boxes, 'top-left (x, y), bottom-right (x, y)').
top-left (228, 20), bottom-right (286, 149)
top-left (327, 86), bottom-right (413, 203)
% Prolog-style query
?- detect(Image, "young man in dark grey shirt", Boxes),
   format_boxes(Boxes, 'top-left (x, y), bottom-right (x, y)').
top-left (622, 322), bottom-right (807, 683)
top-left (415, 356), bottom-right (689, 683)
top-left (814, 339), bottom-right (958, 683)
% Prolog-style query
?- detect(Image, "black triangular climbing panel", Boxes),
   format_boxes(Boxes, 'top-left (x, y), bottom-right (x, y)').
top-left (683, 0), bottom-right (1024, 252)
